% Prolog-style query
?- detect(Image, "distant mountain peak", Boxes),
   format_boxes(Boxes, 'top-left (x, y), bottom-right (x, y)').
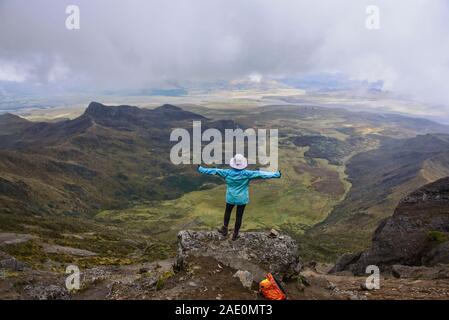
top-left (0, 113), bottom-right (33, 137)
top-left (153, 103), bottom-right (206, 120)
top-left (86, 102), bottom-right (183, 115)
top-left (84, 101), bottom-right (141, 118)
top-left (87, 101), bottom-right (104, 108)
top-left (0, 113), bottom-right (29, 123)
top-left (85, 101), bottom-right (107, 115)
top-left (81, 101), bottom-right (205, 128)
top-left (154, 104), bottom-right (183, 111)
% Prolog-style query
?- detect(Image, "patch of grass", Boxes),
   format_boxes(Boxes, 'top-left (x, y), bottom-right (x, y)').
top-left (1, 240), bottom-right (48, 269)
top-left (46, 253), bottom-right (135, 269)
top-left (297, 231), bottom-right (370, 263)
top-left (156, 270), bottom-right (175, 291)
top-left (0, 269), bottom-right (20, 279)
top-left (427, 231), bottom-right (448, 243)
top-left (0, 212), bottom-right (174, 268)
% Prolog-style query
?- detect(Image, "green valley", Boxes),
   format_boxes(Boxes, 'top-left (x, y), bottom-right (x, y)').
top-left (2, 102), bottom-right (449, 267)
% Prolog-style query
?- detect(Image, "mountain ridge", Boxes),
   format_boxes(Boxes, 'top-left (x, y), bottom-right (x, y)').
top-left (0, 102), bottom-right (219, 217)
top-left (330, 176), bottom-right (449, 275)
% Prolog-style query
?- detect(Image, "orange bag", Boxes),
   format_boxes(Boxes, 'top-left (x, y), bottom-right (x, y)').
top-left (259, 273), bottom-right (286, 300)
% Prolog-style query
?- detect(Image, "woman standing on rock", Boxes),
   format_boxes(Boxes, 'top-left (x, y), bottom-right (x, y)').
top-left (198, 154), bottom-right (281, 241)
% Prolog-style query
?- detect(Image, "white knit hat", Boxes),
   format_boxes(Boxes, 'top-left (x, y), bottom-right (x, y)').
top-left (230, 154), bottom-right (248, 169)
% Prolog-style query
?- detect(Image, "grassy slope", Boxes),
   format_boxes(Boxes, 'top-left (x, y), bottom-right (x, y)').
top-left (303, 136), bottom-right (449, 262)
top-left (0, 212), bottom-right (172, 271)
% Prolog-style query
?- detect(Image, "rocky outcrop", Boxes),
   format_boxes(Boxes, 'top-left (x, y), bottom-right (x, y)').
top-left (0, 251), bottom-right (26, 271)
top-left (24, 284), bottom-right (69, 300)
top-left (391, 264), bottom-right (449, 279)
top-left (0, 233), bottom-right (35, 246)
top-left (233, 270), bottom-right (254, 289)
top-left (331, 177), bottom-right (449, 275)
top-left (175, 230), bottom-right (301, 281)
top-left (41, 244), bottom-right (97, 257)
top-left (329, 252), bottom-right (362, 274)
top-left (422, 241), bottom-right (449, 265)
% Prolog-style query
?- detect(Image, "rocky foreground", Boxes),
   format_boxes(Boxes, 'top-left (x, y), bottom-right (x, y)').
top-left (1, 228), bottom-right (449, 299)
top-left (175, 230), bottom-right (301, 281)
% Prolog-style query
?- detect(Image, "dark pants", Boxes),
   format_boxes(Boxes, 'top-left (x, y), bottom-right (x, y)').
top-left (223, 203), bottom-right (246, 234)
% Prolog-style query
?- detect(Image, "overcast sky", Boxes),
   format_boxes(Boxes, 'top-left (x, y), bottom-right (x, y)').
top-left (1, 0), bottom-right (449, 112)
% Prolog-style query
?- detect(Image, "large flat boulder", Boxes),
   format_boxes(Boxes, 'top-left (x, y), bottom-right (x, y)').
top-left (0, 233), bottom-right (35, 246)
top-left (391, 264), bottom-right (449, 279)
top-left (41, 244), bottom-right (97, 257)
top-left (176, 230), bottom-right (301, 281)
top-left (0, 251), bottom-right (26, 271)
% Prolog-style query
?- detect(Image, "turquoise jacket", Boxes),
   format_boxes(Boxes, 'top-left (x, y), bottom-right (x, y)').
top-left (198, 166), bottom-right (281, 205)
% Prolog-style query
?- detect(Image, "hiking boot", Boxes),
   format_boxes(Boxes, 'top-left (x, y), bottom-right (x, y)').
top-left (232, 232), bottom-right (239, 241)
top-left (217, 226), bottom-right (228, 236)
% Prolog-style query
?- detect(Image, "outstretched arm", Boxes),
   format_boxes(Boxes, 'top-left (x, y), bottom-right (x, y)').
top-left (197, 165), bottom-right (229, 178)
top-left (247, 169), bottom-right (281, 180)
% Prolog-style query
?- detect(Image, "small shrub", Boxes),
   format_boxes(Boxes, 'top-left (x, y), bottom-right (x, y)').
top-left (156, 270), bottom-right (175, 291)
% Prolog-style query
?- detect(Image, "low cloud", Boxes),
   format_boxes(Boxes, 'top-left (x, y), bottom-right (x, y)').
top-left (0, 0), bottom-right (449, 111)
